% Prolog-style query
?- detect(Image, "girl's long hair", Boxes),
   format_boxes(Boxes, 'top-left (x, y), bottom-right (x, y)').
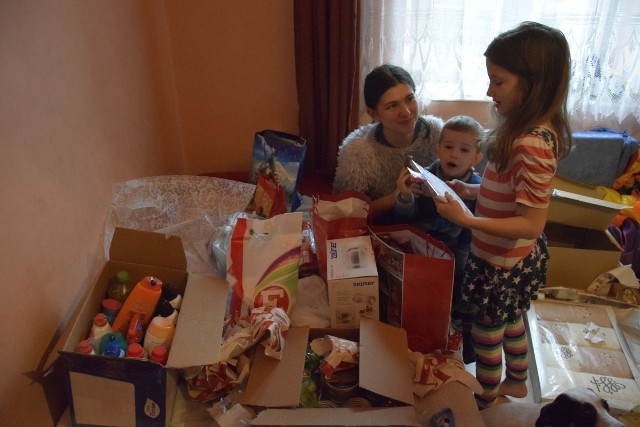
top-left (485, 21), bottom-right (573, 172)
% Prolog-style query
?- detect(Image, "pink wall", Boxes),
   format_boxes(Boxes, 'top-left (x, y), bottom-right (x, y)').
top-left (166, 1), bottom-right (299, 174)
top-left (0, 1), bottom-right (297, 424)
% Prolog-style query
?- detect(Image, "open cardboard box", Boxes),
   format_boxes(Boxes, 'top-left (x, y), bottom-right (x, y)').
top-left (41, 227), bottom-right (227, 427)
top-left (244, 317), bottom-right (485, 426)
top-left (545, 185), bottom-right (626, 290)
top-left (44, 228), bottom-right (484, 426)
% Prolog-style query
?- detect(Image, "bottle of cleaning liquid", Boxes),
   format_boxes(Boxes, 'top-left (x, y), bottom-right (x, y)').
top-left (143, 312), bottom-right (176, 356)
top-left (90, 313), bottom-right (113, 352)
top-left (126, 342), bottom-right (146, 359)
top-left (112, 276), bottom-right (163, 334)
top-left (100, 298), bottom-right (121, 325)
top-left (77, 339), bottom-right (96, 355)
top-left (99, 332), bottom-right (127, 357)
top-left (161, 284), bottom-right (182, 310)
top-left (149, 344), bottom-right (168, 366)
top-left (107, 270), bottom-right (132, 304)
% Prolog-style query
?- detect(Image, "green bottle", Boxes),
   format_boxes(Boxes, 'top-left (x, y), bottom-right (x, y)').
top-left (107, 270), bottom-right (132, 304)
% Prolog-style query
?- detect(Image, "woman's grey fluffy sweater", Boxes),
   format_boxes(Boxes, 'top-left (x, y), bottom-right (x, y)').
top-left (333, 115), bottom-right (444, 200)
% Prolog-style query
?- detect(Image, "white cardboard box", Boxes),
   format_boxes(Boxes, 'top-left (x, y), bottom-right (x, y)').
top-left (326, 236), bottom-right (379, 328)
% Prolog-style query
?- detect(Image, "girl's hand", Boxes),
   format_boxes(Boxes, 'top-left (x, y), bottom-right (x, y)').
top-left (447, 179), bottom-right (479, 200)
top-left (434, 192), bottom-right (474, 226)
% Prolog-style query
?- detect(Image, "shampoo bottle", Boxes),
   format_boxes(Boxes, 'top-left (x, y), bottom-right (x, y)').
top-left (112, 276), bottom-right (163, 334)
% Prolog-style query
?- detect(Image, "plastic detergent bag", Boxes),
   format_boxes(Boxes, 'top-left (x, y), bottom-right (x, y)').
top-left (226, 212), bottom-right (303, 323)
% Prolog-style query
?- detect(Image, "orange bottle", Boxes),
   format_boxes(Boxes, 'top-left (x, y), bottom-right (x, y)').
top-left (112, 276), bottom-right (163, 334)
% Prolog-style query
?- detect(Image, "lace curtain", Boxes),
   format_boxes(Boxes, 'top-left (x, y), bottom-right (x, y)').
top-left (360, 0), bottom-right (640, 130)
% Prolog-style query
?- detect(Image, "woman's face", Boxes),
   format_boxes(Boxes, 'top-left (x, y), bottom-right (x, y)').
top-left (485, 58), bottom-right (521, 116)
top-left (367, 83), bottom-right (418, 137)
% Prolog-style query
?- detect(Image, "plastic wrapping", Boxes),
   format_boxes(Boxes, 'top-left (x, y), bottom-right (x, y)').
top-left (527, 299), bottom-right (640, 413)
top-left (105, 175), bottom-right (255, 274)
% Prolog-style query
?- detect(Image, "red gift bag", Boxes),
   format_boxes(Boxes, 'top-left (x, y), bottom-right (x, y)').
top-left (369, 224), bottom-right (454, 353)
top-left (247, 174), bottom-right (288, 218)
top-left (311, 192), bottom-right (371, 281)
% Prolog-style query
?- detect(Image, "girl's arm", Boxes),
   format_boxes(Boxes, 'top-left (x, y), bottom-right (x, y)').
top-left (434, 194), bottom-right (547, 240)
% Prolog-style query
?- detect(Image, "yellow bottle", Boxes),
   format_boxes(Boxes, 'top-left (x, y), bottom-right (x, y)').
top-left (112, 276), bottom-right (163, 334)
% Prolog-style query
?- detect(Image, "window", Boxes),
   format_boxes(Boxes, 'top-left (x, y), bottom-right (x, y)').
top-left (360, 0), bottom-right (640, 129)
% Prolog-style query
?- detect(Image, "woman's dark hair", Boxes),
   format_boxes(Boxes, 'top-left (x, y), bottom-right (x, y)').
top-left (484, 21), bottom-right (573, 172)
top-left (364, 64), bottom-right (416, 109)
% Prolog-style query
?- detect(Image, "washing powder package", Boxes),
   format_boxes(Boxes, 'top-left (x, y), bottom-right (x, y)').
top-left (325, 235), bottom-right (379, 328)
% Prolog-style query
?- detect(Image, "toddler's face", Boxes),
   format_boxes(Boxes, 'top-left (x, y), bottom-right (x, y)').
top-left (436, 128), bottom-right (482, 179)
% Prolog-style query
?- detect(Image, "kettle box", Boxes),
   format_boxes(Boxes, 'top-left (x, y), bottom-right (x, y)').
top-left (325, 235), bottom-right (379, 328)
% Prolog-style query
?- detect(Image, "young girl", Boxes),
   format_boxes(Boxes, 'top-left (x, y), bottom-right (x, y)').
top-left (434, 21), bottom-right (573, 408)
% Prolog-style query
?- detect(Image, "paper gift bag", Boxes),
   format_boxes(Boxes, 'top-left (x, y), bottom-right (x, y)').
top-left (247, 174), bottom-right (288, 218)
top-left (311, 192), bottom-right (371, 281)
top-left (369, 224), bottom-right (454, 353)
top-left (247, 129), bottom-right (307, 212)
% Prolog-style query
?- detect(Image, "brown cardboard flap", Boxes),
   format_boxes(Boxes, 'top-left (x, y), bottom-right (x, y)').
top-left (167, 274), bottom-right (227, 368)
top-left (110, 227), bottom-right (187, 270)
top-left (251, 406), bottom-right (420, 426)
top-left (241, 326), bottom-right (310, 407)
top-left (359, 317), bottom-right (413, 405)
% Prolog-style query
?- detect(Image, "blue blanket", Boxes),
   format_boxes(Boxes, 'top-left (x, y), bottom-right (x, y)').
top-left (557, 128), bottom-right (639, 188)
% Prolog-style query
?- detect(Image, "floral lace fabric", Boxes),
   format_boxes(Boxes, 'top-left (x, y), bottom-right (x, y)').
top-left (105, 175), bottom-right (255, 274)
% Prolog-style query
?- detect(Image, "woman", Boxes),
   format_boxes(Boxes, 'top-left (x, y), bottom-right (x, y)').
top-left (333, 64), bottom-right (443, 224)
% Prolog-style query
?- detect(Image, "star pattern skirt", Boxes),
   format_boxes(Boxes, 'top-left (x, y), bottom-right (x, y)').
top-left (461, 235), bottom-right (549, 325)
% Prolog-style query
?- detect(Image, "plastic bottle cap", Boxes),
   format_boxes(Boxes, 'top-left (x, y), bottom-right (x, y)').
top-left (162, 284), bottom-right (179, 300)
top-left (77, 340), bottom-right (93, 354)
top-left (101, 298), bottom-right (122, 312)
top-left (150, 345), bottom-right (168, 363)
top-left (126, 343), bottom-right (145, 358)
top-left (94, 313), bottom-right (108, 327)
top-left (116, 270), bottom-right (129, 283)
top-left (156, 298), bottom-right (175, 318)
top-left (103, 341), bottom-right (123, 357)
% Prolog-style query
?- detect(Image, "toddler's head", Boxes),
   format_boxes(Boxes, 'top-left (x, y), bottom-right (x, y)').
top-left (437, 115), bottom-right (485, 180)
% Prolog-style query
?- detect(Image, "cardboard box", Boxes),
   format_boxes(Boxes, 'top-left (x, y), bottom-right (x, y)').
top-left (545, 188), bottom-right (625, 289)
top-left (42, 228), bottom-right (227, 427)
top-left (45, 229), bottom-right (484, 426)
top-left (326, 236), bottom-right (379, 328)
top-left (242, 317), bottom-right (485, 426)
